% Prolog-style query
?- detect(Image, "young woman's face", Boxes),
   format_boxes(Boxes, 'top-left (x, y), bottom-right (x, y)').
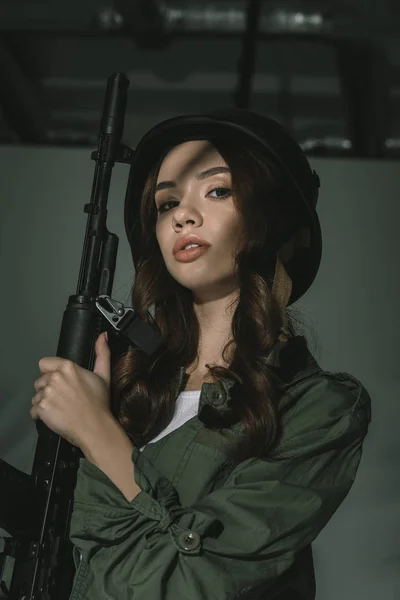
top-left (154, 140), bottom-right (244, 299)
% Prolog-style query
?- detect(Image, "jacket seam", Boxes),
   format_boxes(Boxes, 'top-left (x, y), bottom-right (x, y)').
top-left (73, 497), bottom-right (162, 519)
top-left (171, 430), bottom-right (197, 487)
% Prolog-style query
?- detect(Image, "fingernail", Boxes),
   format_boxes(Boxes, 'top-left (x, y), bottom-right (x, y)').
top-left (104, 331), bottom-right (109, 343)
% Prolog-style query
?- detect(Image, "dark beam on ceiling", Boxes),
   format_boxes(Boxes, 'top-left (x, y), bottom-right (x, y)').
top-left (233, 0), bottom-right (262, 109)
top-left (335, 41), bottom-right (390, 157)
top-left (0, 37), bottom-right (48, 143)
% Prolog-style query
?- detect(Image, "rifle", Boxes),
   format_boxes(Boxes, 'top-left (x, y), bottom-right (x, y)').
top-left (0, 72), bottom-right (162, 600)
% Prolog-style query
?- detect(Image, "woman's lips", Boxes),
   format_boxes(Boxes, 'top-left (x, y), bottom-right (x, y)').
top-left (174, 245), bottom-right (210, 262)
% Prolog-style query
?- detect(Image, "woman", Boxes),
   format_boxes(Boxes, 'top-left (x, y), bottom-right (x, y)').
top-left (31, 109), bottom-right (372, 600)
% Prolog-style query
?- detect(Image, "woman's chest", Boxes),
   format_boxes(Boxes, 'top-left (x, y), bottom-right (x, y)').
top-left (141, 418), bottom-right (240, 506)
top-left (182, 369), bottom-right (214, 391)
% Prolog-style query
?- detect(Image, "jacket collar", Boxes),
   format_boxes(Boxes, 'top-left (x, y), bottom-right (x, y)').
top-left (174, 336), bottom-right (322, 417)
top-left (263, 335), bottom-right (322, 389)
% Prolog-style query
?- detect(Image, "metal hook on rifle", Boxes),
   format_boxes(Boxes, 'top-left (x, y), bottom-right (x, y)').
top-left (95, 294), bottom-right (132, 331)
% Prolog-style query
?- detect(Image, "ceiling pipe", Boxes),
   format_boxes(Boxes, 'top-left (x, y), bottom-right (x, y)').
top-left (0, 1), bottom-right (389, 39)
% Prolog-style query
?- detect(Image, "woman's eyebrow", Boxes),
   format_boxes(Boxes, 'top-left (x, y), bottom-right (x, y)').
top-left (155, 166), bottom-right (230, 193)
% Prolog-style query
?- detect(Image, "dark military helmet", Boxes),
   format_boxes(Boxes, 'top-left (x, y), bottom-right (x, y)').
top-left (123, 108), bottom-right (322, 304)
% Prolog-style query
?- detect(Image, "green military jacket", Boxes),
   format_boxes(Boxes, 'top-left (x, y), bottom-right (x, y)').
top-left (69, 336), bottom-right (371, 600)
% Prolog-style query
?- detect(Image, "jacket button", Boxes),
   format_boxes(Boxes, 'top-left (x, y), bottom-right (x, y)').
top-left (178, 530), bottom-right (201, 551)
top-left (210, 390), bottom-right (225, 406)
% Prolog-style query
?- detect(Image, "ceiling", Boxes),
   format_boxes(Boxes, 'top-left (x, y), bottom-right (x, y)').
top-left (1, 0), bottom-right (400, 157)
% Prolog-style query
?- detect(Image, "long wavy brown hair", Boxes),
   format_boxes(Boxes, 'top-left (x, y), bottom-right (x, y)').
top-left (110, 139), bottom-right (313, 462)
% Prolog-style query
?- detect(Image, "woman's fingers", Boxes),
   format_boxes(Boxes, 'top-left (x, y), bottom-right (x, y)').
top-left (31, 393), bottom-right (42, 406)
top-left (33, 374), bottom-right (48, 392)
top-left (30, 403), bottom-right (39, 420)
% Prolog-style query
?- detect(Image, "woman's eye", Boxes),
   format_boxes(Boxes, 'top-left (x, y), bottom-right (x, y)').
top-left (157, 200), bottom-right (178, 214)
top-left (157, 187), bottom-right (231, 214)
top-left (208, 187), bottom-right (232, 198)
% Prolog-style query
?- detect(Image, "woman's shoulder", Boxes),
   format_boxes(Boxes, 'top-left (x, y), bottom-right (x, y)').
top-left (270, 336), bottom-right (372, 428)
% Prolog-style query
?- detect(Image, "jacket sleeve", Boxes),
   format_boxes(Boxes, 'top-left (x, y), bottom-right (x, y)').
top-left (69, 373), bottom-right (371, 600)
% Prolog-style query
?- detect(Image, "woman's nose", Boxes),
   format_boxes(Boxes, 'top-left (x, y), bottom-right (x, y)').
top-left (173, 199), bottom-right (201, 228)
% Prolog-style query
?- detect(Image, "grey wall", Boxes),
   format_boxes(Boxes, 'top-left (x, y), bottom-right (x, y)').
top-left (0, 146), bottom-right (398, 599)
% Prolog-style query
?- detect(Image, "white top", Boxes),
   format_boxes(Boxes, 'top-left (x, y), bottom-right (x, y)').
top-left (139, 389), bottom-right (201, 452)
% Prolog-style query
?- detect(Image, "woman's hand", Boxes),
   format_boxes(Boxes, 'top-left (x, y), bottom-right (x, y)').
top-left (31, 331), bottom-right (112, 448)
